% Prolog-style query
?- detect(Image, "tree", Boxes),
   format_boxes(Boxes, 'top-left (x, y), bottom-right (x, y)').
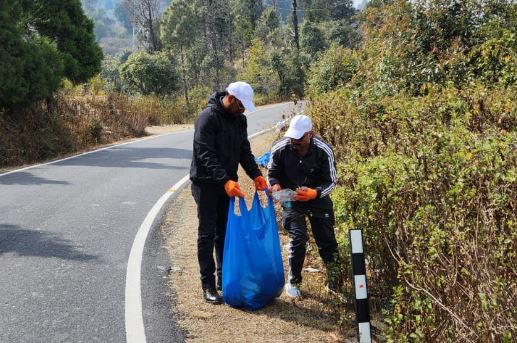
top-left (197, 0), bottom-right (233, 89)
top-left (115, 1), bottom-right (133, 33)
top-left (359, 0), bottom-right (517, 94)
top-left (303, 0), bottom-right (355, 23)
top-left (306, 43), bottom-right (358, 95)
top-left (119, 51), bottom-right (179, 95)
top-left (123, 0), bottom-right (163, 52)
top-left (300, 21), bottom-right (326, 55)
top-left (291, 0), bottom-right (300, 49)
top-left (161, 0), bottom-right (200, 105)
top-left (100, 57), bottom-right (123, 92)
top-left (255, 7), bottom-right (282, 46)
top-left (238, 39), bottom-right (280, 96)
top-left (0, 0), bottom-right (102, 111)
top-left (28, 0), bottom-right (104, 84)
top-left (325, 20), bottom-right (361, 48)
top-left (91, 8), bottom-right (117, 40)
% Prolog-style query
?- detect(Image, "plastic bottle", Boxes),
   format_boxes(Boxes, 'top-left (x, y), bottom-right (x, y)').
top-left (272, 189), bottom-right (297, 208)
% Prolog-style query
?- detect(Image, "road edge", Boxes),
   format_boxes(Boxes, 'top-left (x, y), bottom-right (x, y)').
top-left (125, 125), bottom-right (279, 343)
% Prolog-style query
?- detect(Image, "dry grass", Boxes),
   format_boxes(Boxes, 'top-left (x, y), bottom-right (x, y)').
top-left (161, 131), bottom-right (358, 343)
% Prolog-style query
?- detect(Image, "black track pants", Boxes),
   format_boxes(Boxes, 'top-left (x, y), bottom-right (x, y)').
top-left (191, 182), bottom-right (230, 289)
top-left (282, 208), bottom-right (338, 284)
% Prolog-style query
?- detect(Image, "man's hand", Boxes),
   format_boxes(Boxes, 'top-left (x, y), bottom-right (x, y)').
top-left (268, 184), bottom-right (282, 193)
top-left (254, 176), bottom-right (267, 191)
top-left (294, 187), bottom-right (317, 201)
top-left (224, 180), bottom-right (245, 198)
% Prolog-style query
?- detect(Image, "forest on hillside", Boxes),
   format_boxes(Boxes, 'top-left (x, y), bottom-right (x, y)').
top-left (1, 1), bottom-right (516, 341)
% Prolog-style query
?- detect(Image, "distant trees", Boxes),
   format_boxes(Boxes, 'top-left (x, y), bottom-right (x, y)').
top-left (122, 0), bottom-right (163, 52)
top-left (95, 0), bottom-right (363, 101)
top-left (161, 0), bottom-right (200, 105)
top-left (119, 52), bottom-right (179, 95)
top-left (0, 0), bottom-right (102, 111)
top-left (115, 1), bottom-right (133, 33)
top-left (300, 21), bottom-right (326, 55)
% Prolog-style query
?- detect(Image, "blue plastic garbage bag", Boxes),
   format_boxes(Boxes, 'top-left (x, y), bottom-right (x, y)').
top-left (222, 192), bottom-right (284, 310)
top-left (255, 151), bottom-right (271, 168)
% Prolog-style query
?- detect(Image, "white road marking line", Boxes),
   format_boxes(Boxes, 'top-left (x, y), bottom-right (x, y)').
top-left (124, 124), bottom-right (278, 342)
top-left (125, 174), bottom-right (190, 343)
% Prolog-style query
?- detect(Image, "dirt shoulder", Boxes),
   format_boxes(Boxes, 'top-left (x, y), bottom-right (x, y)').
top-left (144, 124), bottom-right (194, 135)
top-left (160, 131), bottom-right (358, 343)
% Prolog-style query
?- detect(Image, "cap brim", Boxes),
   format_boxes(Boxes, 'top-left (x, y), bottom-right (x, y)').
top-left (284, 128), bottom-right (304, 139)
top-left (241, 99), bottom-right (256, 112)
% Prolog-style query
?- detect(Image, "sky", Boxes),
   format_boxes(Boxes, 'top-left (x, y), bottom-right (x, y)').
top-left (353, 0), bottom-right (367, 8)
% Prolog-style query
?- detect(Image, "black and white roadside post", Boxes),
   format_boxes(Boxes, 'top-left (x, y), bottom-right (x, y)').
top-left (349, 228), bottom-right (372, 343)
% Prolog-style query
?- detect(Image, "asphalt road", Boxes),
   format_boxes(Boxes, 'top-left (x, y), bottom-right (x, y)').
top-left (0, 101), bottom-right (299, 343)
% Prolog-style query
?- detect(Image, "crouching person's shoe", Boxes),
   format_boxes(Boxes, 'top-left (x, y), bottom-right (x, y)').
top-left (325, 278), bottom-right (340, 295)
top-left (325, 275), bottom-right (346, 302)
top-left (202, 286), bottom-right (222, 305)
top-left (285, 282), bottom-right (302, 298)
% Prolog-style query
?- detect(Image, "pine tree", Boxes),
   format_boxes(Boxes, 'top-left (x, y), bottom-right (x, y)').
top-left (0, 0), bottom-right (102, 111)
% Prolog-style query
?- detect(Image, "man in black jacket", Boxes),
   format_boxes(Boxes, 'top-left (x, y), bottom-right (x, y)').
top-left (268, 114), bottom-right (340, 298)
top-left (190, 81), bottom-right (267, 304)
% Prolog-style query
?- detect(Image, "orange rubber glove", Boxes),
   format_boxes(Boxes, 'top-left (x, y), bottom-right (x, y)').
top-left (224, 180), bottom-right (245, 198)
top-left (254, 176), bottom-right (267, 191)
top-left (295, 187), bottom-right (318, 202)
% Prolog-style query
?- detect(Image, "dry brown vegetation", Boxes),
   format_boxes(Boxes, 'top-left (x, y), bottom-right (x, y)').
top-left (0, 92), bottom-right (192, 168)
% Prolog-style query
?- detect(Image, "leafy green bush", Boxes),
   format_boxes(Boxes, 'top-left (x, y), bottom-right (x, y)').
top-left (311, 84), bottom-right (516, 341)
top-left (237, 39), bottom-right (281, 97)
top-left (306, 44), bottom-right (360, 97)
top-left (120, 52), bottom-right (180, 96)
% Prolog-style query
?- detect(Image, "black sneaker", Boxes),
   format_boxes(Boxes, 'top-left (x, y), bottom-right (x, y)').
top-left (325, 274), bottom-right (343, 295)
top-left (325, 281), bottom-right (339, 295)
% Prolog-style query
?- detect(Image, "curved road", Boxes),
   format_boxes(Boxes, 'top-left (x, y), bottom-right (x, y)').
top-left (0, 102), bottom-right (299, 343)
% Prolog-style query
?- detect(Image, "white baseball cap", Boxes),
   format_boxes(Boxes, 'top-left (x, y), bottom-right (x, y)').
top-left (226, 81), bottom-right (256, 112)
top-left (284, 115), bottom-right (312, 139)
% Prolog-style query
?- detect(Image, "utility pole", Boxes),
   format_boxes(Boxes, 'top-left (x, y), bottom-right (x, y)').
top-left (291, 0), bottom-right (299, 50)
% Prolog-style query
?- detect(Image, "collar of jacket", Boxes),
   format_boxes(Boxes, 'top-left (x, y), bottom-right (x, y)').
top-left (207, 91), bottom-right (235, 118)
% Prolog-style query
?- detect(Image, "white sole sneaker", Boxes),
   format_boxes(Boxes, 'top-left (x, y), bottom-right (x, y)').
top-left (285, 283), bottom-right (302, 298)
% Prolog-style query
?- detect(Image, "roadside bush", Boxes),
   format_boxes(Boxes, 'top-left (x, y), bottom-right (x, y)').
top-left (310, 84), bottom-right (516, 341)
top-left (305, 44), bottom-right (360, 97)
top-left (120, 51), bottom-right (180, 96)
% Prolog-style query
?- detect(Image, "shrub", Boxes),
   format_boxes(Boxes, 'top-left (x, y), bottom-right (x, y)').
top-left (120, 51), bottom-right (180, 96)
top-left (306, 44), bottom-right (360, 97)
top-left (310, 84), bottom-right (516, 341)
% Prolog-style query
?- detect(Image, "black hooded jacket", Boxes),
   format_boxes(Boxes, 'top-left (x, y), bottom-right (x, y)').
top-left (190, 91), bottom-right (261, 185)
top-left (267, 136), bottom-right (337, 212)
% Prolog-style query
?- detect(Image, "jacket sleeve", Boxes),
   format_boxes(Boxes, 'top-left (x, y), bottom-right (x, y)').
top-left (267, 141), bottom-right (283, 187)
top-left (239, 116), bottom-right (262, 180)
top-left (314, 141), bottom-right (338, 198)
top-left (193, 112), bottom-right (230, 183)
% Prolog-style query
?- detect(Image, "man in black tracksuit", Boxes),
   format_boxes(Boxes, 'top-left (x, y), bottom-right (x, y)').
top-left (190, 81), bottom-right (267, 304)
top-left (267, 114), bottom-right (339, 298)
